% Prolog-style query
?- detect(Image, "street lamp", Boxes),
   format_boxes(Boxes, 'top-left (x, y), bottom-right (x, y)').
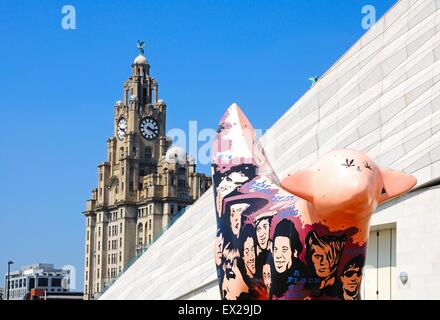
top-left (6, 261), bottom-right (13, 301)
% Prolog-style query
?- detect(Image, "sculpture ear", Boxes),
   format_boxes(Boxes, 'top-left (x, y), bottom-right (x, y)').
top-left (280, 170), bottom-right (314, 202)
top-left (377, 167), bottom-right (417, 204)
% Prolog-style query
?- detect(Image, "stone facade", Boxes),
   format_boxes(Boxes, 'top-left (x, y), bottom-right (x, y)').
top-left (82, 51), bottom-right (211, 299)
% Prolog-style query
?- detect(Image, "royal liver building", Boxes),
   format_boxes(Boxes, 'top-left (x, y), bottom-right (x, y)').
top-left (82, 44), bottom-right (211, 299)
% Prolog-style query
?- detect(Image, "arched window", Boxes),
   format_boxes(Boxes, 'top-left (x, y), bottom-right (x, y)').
top-left (120, 147), bottom-right (124, 159)
top-left (137, 223), bottom-right (144, 245)
top-left (178, 167), bottom-right (186, 175)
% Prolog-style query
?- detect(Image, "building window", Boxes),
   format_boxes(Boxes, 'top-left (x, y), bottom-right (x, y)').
top-left (97, 255), bottom-right (100, 264)
top-left (99, 173), bottom-right (103, 181)
top-left (29, 278), bottom-right (35, 289)
top-left (148, 219), bottom-right (152, 230)
top-left (85, 272), bottom-right (88, 281)
top-left (120, 223), bottom-right (122, 233)
top-left (170, 205), bottom-right (175, 214)
top-left (97, 269), bottom-right (100, 279)
top-left (122, 167), bottom-right (124, 175)
top-left (37, 277), bottom-right (48, 287)
top-left (87, 231), bottom-right (89, 241)
top-left (86, 258), bottom-right (88, 268)
top-left (86, 245), bottom-right (89, 254)
top-left (97, 283), bottom-right (100, 293)
top-left (145, 147), bottom-right (152, 159)
top-left (119, 252), bottom-right (122, 262)
top-left (178, 167), bottom-right (186, 175)
top-left (51, 278), bottom-right (61, 287)
top-left (98, 227), bottom-right (101, 237)
top-left (120, 238), bottom-right (122, 247)
top-left (148, 234), bottom-right (152, 244)
top-left (138, 223), bottom-right (144, 244)
top-left (98, 241), bottom-right (101, 250)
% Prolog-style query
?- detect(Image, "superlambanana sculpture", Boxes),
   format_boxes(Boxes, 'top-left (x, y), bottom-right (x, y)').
top-left (211, 103), bottom-right (416, 300)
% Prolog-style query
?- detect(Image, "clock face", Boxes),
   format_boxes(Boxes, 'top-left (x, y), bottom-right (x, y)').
top-left (140, 117), bottom-right (159, 140)
top-left (117, 117), bottom-right (127, 140)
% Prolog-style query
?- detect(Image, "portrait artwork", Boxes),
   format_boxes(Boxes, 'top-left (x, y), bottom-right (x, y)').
top-left (211, 103), bottom-right (416, 300)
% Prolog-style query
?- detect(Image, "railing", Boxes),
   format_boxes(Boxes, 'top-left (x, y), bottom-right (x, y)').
top-left (96, 207), bottom-right (187, 299)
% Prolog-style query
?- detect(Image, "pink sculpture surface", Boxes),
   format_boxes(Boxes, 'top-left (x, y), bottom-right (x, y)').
top-left (211, 103), bottom-right (416, 300)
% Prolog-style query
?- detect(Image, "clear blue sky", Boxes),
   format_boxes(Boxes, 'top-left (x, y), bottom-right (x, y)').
top-left (0, 0), bottom-right (395, 291)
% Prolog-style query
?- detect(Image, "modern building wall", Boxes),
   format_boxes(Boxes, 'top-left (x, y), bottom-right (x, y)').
top-left (100, 0), bottom-right (440, 300)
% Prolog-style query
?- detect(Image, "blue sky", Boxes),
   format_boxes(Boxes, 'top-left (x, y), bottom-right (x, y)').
top-left (0, 0), bottom-right (395, 291)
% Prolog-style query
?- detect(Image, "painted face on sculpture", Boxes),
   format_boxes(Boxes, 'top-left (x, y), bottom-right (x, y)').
top-left (341, 266), bottom-right (362, 294)
top-left (262, 264), bottom-right (271, 291)
top-left (311, 245), bottom-right (331, 278)
top-left (230, 203), bottom-right (249, 237)
top-left (218, 172), bottom-right (249, 196)
top-left (222, 246), bottom-right (248, 300)
top-left (243, 237), bottom-right (256, 276)
top-left (215, 232), bottom-right (224, 266)
top-left (273, 236), bottom-right (292, 273)
top-left (256, 218), bottom-right (270, 250)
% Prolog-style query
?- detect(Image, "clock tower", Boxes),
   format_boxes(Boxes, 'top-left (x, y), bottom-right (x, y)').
top-left (82, 43), bottom-right (212, 299)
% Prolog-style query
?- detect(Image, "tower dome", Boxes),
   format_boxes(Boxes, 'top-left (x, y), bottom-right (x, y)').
top-left (165, 146), bottom-right (188, 164)
top-left (134, 54), bottom-right (147, 65)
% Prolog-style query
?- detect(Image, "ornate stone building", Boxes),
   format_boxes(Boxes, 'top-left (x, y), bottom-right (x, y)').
top-left (82, 47), bottom-right (211, 299)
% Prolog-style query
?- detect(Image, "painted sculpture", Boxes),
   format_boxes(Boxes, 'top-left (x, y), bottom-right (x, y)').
top-left (211, 103), bottom-right (416, 300)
